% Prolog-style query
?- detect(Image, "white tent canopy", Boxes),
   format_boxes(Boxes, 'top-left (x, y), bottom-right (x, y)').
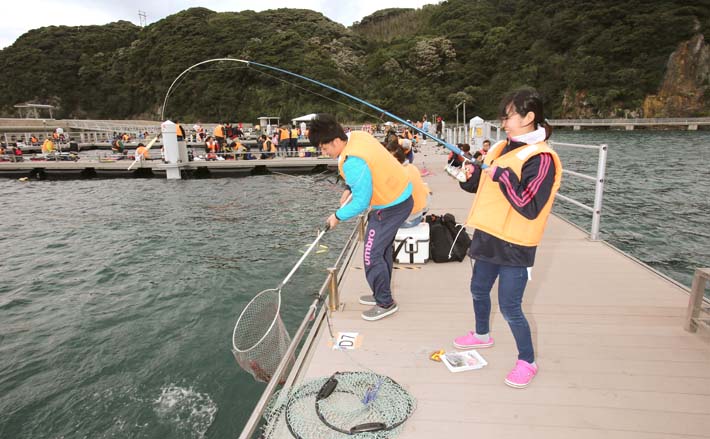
top-left (291, 113), bottom-right (317, 124)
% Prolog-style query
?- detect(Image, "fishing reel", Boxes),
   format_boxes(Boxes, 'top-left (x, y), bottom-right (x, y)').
top-left (444, 164), bottom-right (468, 182)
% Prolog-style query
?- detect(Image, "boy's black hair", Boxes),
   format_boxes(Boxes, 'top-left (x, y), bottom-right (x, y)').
top-left (308, 113), bottom-right (347, 147)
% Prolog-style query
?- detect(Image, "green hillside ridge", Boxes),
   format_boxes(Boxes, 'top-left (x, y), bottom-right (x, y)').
top-left (0, 0), bottom-right (708, 122)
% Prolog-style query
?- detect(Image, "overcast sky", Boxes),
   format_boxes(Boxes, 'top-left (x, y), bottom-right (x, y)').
top-left (1, 0), bottom-right (439, 49)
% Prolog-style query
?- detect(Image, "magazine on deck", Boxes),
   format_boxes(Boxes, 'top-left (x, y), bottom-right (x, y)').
top-left (441, 350), bottom-right (488, 373)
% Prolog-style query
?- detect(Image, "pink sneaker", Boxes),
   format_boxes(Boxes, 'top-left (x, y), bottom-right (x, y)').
top-left (453, 331), bottom-right (494, 349)
top-left (504, 360), bottom-right (538, 388)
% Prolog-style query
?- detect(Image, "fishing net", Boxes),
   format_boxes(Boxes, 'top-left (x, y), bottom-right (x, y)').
top-left (262, 371), bottom-right (416, 439)
top-left (232, 288), bottom-right (292, 383)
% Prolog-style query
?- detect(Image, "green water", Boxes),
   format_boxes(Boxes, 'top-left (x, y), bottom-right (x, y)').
top-left (0, 130), bottom-right (709, 438)
top-left (551, 130), bottom-right (710, 288)
top-left (0, 176), bottom-right (350, 438)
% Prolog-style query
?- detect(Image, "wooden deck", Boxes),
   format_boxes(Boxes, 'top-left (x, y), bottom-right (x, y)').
top-left (287, 142), bottom-right (710, 438)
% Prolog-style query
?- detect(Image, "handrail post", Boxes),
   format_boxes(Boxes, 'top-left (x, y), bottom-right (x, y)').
top-left (685, 268), bottom-right (710, 332)
top-left (327, 267), bottom-right (339, 311)
top-left (357, 214), bottom-right (366, 242)
top-left (590, 143), bottom-right (608, 241)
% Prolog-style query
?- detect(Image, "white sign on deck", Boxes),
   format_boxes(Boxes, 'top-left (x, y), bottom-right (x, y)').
top-left (332, 332), bottom-right (361, 350)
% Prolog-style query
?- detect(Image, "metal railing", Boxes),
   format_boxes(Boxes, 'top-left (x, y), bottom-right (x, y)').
top-left (1, 131), bottom-right (155, 145)
top-left (237, 214), bottom-right (365, 439)
top-left (547, 117), bottom-right (710, 126)
top-left (65, 119), bottom-right (161, 132)
top-left (550, 141), bottom-right (609, 241)
top-left (684, 268), bottom-right (710, 332)
top-left (444, 122), bottom-right (502, 147)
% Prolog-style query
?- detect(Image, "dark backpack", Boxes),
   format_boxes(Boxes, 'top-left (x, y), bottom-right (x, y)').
top-left (425, 213), bottom-right (471, 262)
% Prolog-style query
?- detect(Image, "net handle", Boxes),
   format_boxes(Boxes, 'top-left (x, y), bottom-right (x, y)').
top-left (278, 227), bottom-right (328, 289)
top-left (277, 194), bottom-right (351, 289)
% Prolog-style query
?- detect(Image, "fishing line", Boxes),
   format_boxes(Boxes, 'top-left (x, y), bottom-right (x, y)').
top-left (249, 66), bottom-right (382, 121)
top-left (161, 58), bottom-right (466, 159)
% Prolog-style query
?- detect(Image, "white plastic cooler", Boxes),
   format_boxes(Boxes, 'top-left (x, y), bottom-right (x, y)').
top-left (393, 222), bottom-right (430, 264)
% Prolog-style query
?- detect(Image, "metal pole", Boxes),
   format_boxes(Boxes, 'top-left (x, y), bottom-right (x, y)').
top-left (684, 268), bottom-right (710, 332)
top-left (358, 214), bottom-right (366, 242)
top-left (327, 267), bottom-right (339, 311)
top-left (463, 102), bottom-right (466, 144)
top-left (590, 144), bottom-right (608, 241)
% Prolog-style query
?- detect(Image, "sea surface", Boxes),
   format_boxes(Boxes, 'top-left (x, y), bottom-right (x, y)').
top-left (0, 130), bottom-right (709, 438)
top-left (0, 175), bottom-right (351, 438)
top-left (551, 129), bottom-right (710, 288)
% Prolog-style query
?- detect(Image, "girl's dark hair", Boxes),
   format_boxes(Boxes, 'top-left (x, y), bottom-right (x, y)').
top-left (499, 88), bottom-right (552, 140)
top-left (386, 139), bottom-right (406, 164)
top-left (308, 113), bottom-right (348, 147)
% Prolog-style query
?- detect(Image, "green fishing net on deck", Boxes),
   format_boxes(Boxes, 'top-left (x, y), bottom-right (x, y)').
top-left (262, 371), bottom-right (416, 439)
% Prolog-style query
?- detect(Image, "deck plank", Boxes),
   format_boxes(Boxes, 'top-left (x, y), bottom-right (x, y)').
top-left (282, 141), bottom-right (710, 438)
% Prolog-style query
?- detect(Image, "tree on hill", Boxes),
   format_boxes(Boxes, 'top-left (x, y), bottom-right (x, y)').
top-left (0, 1), bottom-right (707, 121)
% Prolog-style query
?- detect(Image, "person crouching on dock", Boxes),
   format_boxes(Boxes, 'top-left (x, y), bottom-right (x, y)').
top-left (455, 88), bottom-right (562, 388)
top-left (310, 113), bottom-right (413, 321)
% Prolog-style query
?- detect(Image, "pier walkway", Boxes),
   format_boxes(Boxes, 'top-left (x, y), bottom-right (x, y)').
top-left (265, 142), bottom-right (710, 438)
top-left (0, 157), bottom-right (337, 179)
top-left (547, 117), bottom-right (710, 131)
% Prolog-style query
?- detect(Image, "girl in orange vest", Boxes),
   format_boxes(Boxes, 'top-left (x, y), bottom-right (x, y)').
top-left (386, 141), bottom-right (430, 228)
top-left (454, 89), bottom-right (562, 389)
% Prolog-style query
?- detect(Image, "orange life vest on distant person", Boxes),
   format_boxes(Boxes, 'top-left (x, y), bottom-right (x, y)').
top-left (136, 145), bottom-right (150, 159)
top-left (404, 163), bottom-right (428, 215)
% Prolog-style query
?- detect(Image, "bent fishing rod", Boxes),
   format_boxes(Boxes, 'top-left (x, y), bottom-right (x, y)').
top-left (161, 58), bottom-right (468, 158)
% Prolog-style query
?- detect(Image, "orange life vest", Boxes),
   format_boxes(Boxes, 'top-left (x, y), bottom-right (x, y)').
top-left (136, 146), bottom-right (150, 159)
top-left (338, 131), bottom-right (409, 207)
top-left (404, 163), bottom-right (428, 215)
top-left (466, 140), bottom-right (562, 246)
top-left (42, 139), bottom-right (54, 153)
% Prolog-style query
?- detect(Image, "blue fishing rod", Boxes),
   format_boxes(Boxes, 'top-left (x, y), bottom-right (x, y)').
top-left (161, 58), bottom-right (469, 158)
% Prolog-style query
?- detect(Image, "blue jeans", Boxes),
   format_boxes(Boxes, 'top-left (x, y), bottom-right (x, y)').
top-left (400, 214), bottom-right (422, 228)
top-left (470, 259), bottom-right (534, 363)
top-left (364, 196), bottom-right (414, 307)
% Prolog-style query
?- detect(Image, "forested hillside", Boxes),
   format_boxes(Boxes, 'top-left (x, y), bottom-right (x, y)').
top-left (1, 0), bottom-right (708, 122)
